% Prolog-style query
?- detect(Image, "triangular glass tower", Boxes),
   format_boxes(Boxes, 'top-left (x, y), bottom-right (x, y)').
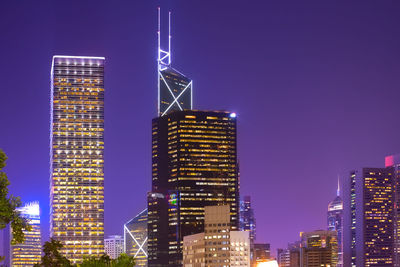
top-left (124, 209), bottom-right (148, 266)
top-left (157, 8), bottom-right (192, 116)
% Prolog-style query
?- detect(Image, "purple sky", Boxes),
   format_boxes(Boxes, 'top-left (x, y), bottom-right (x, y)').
top-left (1, 0), bottom-right (400, 255)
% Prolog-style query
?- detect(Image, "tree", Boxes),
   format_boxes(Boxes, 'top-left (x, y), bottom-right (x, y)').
top-left (34, 238), bottom-right (72, 267)
top-left (78, 253), bottom-right (135, 267)
top-left (113, 253), bottom-right (135, 267)
top-left (0, 149), bottom-right (31, 262)
top-left (79, 254), bottom-right (111, 267)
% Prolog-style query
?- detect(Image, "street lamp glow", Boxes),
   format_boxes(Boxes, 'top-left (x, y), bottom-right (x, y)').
top-left (257, 260), bottom-right (279, 267)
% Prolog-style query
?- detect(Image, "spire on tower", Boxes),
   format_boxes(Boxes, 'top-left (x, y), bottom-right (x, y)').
top-left (337, 175), bottom-right (340, 197)
top-left (156, 7), bottom-right (193, 117)
top-left (157, 7), bottom-right (172, 71)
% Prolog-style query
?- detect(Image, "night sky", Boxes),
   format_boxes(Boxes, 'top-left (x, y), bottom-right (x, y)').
top-left (1, 0), bottom-right (400, 255)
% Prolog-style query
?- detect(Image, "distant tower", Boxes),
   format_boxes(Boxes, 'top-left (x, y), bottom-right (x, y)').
top-left (327, 177), bottom-right (343, 267)
top-left (239, 196), bottom-right (256, 241)
top-left (157, 8), bottom-right (192, 116)
top-left (11, 202), bottom-right (42, 267)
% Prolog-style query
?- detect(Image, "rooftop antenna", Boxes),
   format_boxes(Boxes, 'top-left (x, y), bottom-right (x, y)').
top-left (158, 7), bottom-right (171, 71)
top-left (337, 175), bottom-right (340, 197)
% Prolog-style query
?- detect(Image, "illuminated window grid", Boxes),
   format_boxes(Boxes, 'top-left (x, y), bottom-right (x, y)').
top-left (50, 56), bottom-right (105, 263)
top-left (363, 171), bottom-right (394, 267)
top-left (150, 111), bottom-right (239, 266)
top-left (11, 202), bottom-right (42, 267)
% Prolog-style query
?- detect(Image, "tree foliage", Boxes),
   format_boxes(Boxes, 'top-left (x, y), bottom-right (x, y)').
top-left (79, 253), bottom-right (135, 267)
top-left (0, 149), bottom-right (31, 262)
top-left (33, 239), bottom-right (135, 267)
top-left (34, 238), bottom-right (72, 267)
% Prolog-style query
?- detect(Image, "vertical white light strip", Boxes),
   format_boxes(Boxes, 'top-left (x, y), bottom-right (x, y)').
top-left (49, 56), bottom-right (55, 237)
top-left (168, 11), bottom-right (171, 65)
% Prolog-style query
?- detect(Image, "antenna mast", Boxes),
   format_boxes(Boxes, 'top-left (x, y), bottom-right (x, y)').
top-left (157, 8), bottom-right (171, 71)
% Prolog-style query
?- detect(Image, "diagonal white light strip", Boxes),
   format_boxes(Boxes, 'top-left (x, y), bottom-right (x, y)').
top-left (124, 225), bottom-right (148, 257)
top-left (159, 72), bottom-right (183, 111)
top-left (161, 80), bottom-right (192, 116)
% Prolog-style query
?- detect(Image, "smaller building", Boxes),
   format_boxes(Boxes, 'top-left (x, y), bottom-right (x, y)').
top-left (182, 233), bottom-right (205, 267)
top-left (183, 205), bottom-right (250, 267)
top-left (253, 243), bottom-right (270, 265)
top-left (300, 230), bottom-right (338, 267)
top-left (277, 242), bottom-right (301, 267)
top-left (104, 235), bottom-right (123, 259)
top-left (11, 201), bottom-right (42, 267)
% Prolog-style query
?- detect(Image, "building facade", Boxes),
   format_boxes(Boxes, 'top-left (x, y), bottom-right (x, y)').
top-left (183, 205), bottom-right (250, 267)
top-left (385, 154), bottom-right (400, 267)
top-left (327, 179), bottom-right (343, 267)
top-left (277, 242), bottom-right (301, 267)
top-left (300, 230), bottom-right (338, 267)
top-left (344, 168), bottom-right (394, 267)
top-left (104, 235), bottom-right (123, 259)
top-left (11, 202), bottom-right (41, 267)
top-left (253, 243), bottom-right (270, 265)
top-left (50, 55), bottom-right (105, 263)
top-left (124, 209), bottom-right (148, 266)
top-left (148, 110), bottom-right (239, 266)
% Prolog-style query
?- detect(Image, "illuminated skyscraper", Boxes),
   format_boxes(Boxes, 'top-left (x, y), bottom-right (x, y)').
top-left (385, 154), bottom-right (400, 267)
top-left (344, 168), bottom-right (394, 267)
top-left (239, 196), bottom-right (256, 242)
top-left (327, 178), bottom-right (343, 267)
top-left (124, 209), bottom-right (148, 266)
top-left (11, 202), bottom-right (41, 267)
top-left (50, 55), bottom-right (105, 263)
top-left (148, 110), bottom-right (239, 266)
top-left (157, 8), bottom-right (192, 116)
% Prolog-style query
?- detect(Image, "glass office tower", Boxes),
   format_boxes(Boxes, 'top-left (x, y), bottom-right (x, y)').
top-left (11, 202), bottom-right (41, 267)
top-left (50, 55), bottom-right (105, 263)
top-left (385, 154), bottom-right (400, 267)
top-left (345, 168), bottom-right (394, 267)
top-left (148, 110), bottom-right (239, 266)
top-left (159, 67), bottom-right (192, 117)
top-left (124, 209), bottom-right (148, 266)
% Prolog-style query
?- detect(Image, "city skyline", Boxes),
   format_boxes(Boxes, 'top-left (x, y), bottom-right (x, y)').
top-left (1, 0), bottom-right (400, 256)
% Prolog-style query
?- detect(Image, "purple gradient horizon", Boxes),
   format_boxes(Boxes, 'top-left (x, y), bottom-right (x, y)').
top-left (1, 0), bottom-right (400, 256)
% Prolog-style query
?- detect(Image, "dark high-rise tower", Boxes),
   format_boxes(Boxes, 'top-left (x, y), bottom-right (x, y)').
top-left (148, 110), bottom-right (239, 266)
top-left (343, 168), bottom-right (394, 267)
top-left (385, 154), bottom-right (400, 267)
top-left (157, 8), bottom-right (192, 117)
